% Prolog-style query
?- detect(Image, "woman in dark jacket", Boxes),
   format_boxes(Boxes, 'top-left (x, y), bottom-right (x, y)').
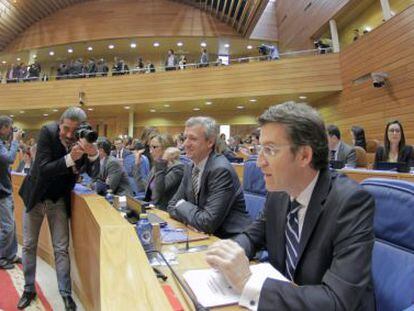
top-left (350, 125), bottom-right (367, 151)
top-left (374, 120), bottom-right (413, 168)
top-left (144, 134), bottom-right (184, 210)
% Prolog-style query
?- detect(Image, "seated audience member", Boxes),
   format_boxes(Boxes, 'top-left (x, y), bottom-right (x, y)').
top-left (143, 134), bottom-right (175, 203)
top-left (140, 126), bottom-right (159, 168)
top-left (144, 147), bottom-right (184, 210)
top-left (16, 145), bottom-right (36, 174)
top-left (95, 138), bottom-right (132, 196)
top-left (206, 102), bottom-right (375, 310)
top-left (327, 125), bottom-right (356, 167)
top-left (112, 137), bottom-right (131, 160)
top-left (173, 133), bottom-right (185, 154)
top-left (165, 49), bottom-right (178, 71)
top-left (130, 141), bottom-right (150, 194)
top-left (215, 135), bottom-right (238, 161)
top-left (168, 117), bottom-right (251, 238)
top-left (96, 59), bottom-right (109, 76)
top-left (351, 125), bottom-right (367, 150)
top-left (374, 120), bottom-right (413, 168)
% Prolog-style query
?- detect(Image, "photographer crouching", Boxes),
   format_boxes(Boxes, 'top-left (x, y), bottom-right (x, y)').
top-left (18, 107), bottom-right (98, 310)
top-left (0, 116), bottom-right (23, 270)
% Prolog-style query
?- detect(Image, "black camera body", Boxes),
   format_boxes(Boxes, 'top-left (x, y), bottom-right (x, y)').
top-left (13, 126), bottom-right (26, 138)
top-left (75, 122), bottom-right (98, 144)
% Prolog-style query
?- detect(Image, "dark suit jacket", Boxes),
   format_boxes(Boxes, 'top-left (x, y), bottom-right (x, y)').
top-left (168, 152), bottom-right (251, 238)
top-left (19, 122), bottom-right (98, 215)
top-left (144, 160), bottom-right (184, 211)
top-left (234, 169), bottom-right (375, 310)
top-left (97, 156), bottom-right (132, 196)
top-left (336, 141), bottom-right (356, 167)
top-left (374, 145), bottom-right (413, 167)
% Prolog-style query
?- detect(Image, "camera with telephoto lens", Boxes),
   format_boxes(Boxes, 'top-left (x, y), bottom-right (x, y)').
top-left (74, 122), bottom-right (98, 144)
top-left (12, 126), bottom-right (25, 138)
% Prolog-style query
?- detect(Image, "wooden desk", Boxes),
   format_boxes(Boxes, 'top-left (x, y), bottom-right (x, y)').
top-left (12, 173), bottom-right (171, 311)
top-left (339, 168), bottom-right (414, 183)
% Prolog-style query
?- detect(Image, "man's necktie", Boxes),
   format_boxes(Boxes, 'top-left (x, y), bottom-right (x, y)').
top-left (192, 166), bottom-right (200, 204)
top-left (285, 200), bottom-right (301, 281)
top-left (330, 150), bottom-right (336, 162)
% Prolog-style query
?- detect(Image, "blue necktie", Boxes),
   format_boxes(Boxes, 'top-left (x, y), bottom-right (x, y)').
top-left (285, 200), bottom-right (301, 281)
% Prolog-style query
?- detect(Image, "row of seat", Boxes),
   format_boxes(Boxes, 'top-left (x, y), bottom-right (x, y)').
top-left (241, 155), bottom-right (414, 311)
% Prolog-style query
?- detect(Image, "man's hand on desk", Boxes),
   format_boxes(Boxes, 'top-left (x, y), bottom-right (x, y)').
top-left (205, 239), bottom-right (251, 294)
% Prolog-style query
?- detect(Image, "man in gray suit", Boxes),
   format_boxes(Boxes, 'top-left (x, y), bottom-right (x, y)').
top-left (206, 102), bottom-right (375, 310)
top-left (168, 117), bottom-right (251, 238)
top-left (327, 125), bottom-right (357, 167)
top-left (96, 138), bottom-right (132, 196)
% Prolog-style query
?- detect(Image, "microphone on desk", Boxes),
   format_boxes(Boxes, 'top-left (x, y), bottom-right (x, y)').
top-left (145, 249), bottom-right (209, 311)
top-left (177, 228), bottom-right (208, 254)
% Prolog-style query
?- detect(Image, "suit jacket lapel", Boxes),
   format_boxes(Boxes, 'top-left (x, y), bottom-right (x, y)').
top-left (296, 169), bottom-right (331, 268)
top-left (274, 193), bottom-right (290, 273)
top-left (197, 152), bottom-right (214, 204)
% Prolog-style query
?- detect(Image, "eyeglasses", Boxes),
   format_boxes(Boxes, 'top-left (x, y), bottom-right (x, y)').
top-left (388, 128), bottom-right (401, 134)
top-left (257, 144), bottom-right (291, 157)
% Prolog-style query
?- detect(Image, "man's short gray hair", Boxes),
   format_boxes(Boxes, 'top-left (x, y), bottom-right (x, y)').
top-left (60, 107), bottom-right (87, 123)
top-left (185, 116), bottom-right (218, 140)
top-left (258, 101), bottom-right (329, 170)
top-left (0, 115), bottom-right (13, 129)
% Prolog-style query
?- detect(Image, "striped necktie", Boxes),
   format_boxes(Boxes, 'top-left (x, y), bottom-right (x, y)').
top-left (192, 166), bottom-right (200, 204)
top-left (285, 200), bottom-right (301, 281)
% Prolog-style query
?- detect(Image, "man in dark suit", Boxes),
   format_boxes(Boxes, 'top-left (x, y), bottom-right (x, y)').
top-left (95, 138), bottom-right (132, 196)
top-left (18, 107), bottom-right (99, 310)
top-left (112, 137), bottom-right (131, 160)
top-left (0, 116), bottom-right (22, 270)
top-left (206, 102), bottom-right (375, 310)
top-left (327, 125), bottom-right (357, 167)
top-left (168, 116), bottom-right (251, 239)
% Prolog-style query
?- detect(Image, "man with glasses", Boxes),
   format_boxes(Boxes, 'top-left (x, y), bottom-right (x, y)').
top-left (168, 116), bottom-right (251, 238)
top-left (206, 102), bottom-right (375, 310)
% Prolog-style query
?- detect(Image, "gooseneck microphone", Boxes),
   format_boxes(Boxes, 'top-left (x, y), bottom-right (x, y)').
top-left (145, 249), bottom-right (209, 311)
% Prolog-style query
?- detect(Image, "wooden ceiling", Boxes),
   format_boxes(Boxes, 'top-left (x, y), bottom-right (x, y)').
top-left (0, 0), bottom-right (89, 51)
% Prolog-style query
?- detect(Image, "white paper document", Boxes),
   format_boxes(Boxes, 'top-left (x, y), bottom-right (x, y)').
top-left (183, 263), bottom-right (289, 308)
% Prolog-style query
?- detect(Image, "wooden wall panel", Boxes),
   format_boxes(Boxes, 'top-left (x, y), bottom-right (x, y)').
top-left (0, 53), bottom-right (342, 110)
top-left (275, 0), bottom-right (351, 51)
top-left (249, 1), bottom-right (278, 41)
top-left (315, 5), bottom-right (414, 145)
top-left (5, 0), bottom-right (238, 53)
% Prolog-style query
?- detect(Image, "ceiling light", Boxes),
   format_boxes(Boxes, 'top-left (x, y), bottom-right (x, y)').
top-left (205, 101), bottom-right (212, 105)
top-left (49, 51), bottom-right (55, 56)
top-left (32, 55), bottom-right (37, 59)
top-left (247, 45), bottom-right (253, 50)
top-left (108, 44), bottom-right (115, 49)
top-left (299, 96), bottom-right (307, 100)
top-left (124, 106), bottom-right (130, 110)
top-left (16, 57), bottom-right (21, 61)
top-left (1, 61), bottom-right (6, 64)
top-left (10, 115), bottom-right (14, 118)
top-left (52, 109), bottom-right (59, 112)
top-left (237, 105), bottom-right (245, 109)
top-left (87, 46), bottom-right (93, 51)
top-left (177, 42), bottom-right (183, 47)
top-left (249, 99), bottom-right (257, 102)
top-left (193, 107), bottom-right (201, 111)
top-left (43, 113), bottom-right (49, 117)
top-left (130, 43), bottom-right (137, 48)
top-left (68, 48), bottom-right (73, 53)
top-left (153, 42), bottom-right (160, 47)
top-left (224, 43), bottom-right (230, 48)
top-left (200, 42), bottom-right (207, 47)
top-left (150, 109), bottom-right (156, 112)
top-left (364, 26), bottom-right (372, 32)
top-left (19, 110), bottom-right (25, 114)
top-left (163, 104), bottom-right (170, 107)
top-left (87, 108), bottom-right (94, 111)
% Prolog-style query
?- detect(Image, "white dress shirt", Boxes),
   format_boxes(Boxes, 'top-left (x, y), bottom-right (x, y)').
top-left (239, 171), bottom-right (320, 310)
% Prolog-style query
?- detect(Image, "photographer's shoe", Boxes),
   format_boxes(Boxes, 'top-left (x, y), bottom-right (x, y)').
top-left (62, 295), bottom-right (77, 311)
top-left (0, 258), bottom-right (14, 270)
top-left (17, 291), bottom-right (37, 309)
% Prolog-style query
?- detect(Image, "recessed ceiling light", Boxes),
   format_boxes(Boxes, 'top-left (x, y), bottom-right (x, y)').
top-left (108, 44), bottom-right (115, 49)
top-left (16, 57), bottom-right (21, 61)
top-left (124, 106), bottom-right (130, 110)
top-left (205, 101), bottom-right (212, 105)
top-left (32, 55), bottom-right (37, 59)
top-left (150, 109), bottom-right (156, 112)
top-left (1, 61), bottom-right (6, 64)
top-left (249, 99), bottom-right (257, 102)
top-left (49, 51), bottom-right (55, 56)
top-left (193, 107), bottom-right (201, 111)
top-left (10, 114), bottom-right (14, 117)
top-left (299, 96), bottom-right (307, 100)
top-left (247, 45), bottom-right (253, 50)
top-left (52, 109), bottom-right (59, 112)
top-left (43, 113), bottom-right (49, 117)
top-left (164, 104), bottom-right (170, 107)
top-left (177, 42), bottom-right (183, 47)
top-left (87, 46), bottom-right (93, 51)
top-left (68, 48), bottom-right (73, 53)
top-left (237, 105), bottom-right (245, 109)
top-left (224, 43), bottom-right (230, 48)
top-left (87, 108), bottom-right (94, 111)
top-left (200, 42), bottom-right (207, 47)
top-left (19, 110), bottom-right (25, 114)
top-left (364, 26), bottom-right (372, 32)
top-left (153, 42), bottom-right (160, 47)
top-left (130, 43), bottom-right (137, 48)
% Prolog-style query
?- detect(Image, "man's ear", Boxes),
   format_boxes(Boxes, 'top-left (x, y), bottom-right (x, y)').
top-left (298, 145), bottom-right (313, 167)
